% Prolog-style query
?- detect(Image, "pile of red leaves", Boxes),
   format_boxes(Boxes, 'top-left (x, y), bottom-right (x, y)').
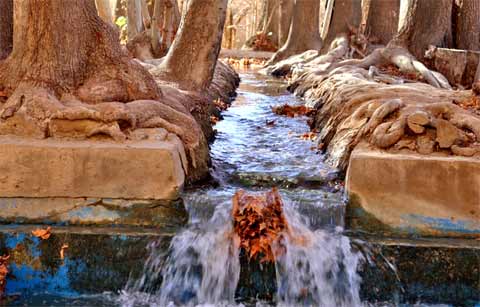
top-left (272, 104), bottom-right (315, 118)
top-left (232, 188), bottom-right (289, 263)
top-left (0, 255), bottom-right (9, 299)
top-left (454, 95), bottom-right (480, 116)
top-left (251, 33), bottom-right (278, 52)
top-left (377, 64), bottom-right (424, 82)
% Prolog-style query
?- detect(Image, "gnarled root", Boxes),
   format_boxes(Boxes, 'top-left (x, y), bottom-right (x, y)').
top-left (371, 116), bottom-right (406, 148)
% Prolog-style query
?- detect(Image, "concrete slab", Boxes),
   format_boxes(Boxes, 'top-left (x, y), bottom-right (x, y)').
top-left (0, 134), bottom-right (186, 200)
top-left (346, 147), bottom-right (480, 238)
top-left (0, 197), bottom-right (187, 227)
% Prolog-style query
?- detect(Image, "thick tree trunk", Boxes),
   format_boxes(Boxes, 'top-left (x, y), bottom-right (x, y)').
top-left (323, 0), bottom-right (362, 50)
top-left (268, 0), bottom-right (323, 64)
top-left (0, 0), bottom-right (209, 179)
top-left (0, 0), bottom-right (157, 99)
top-left (454, 0), bottom-right (480, 51)
top-left (362, 0), bottom-right (400, 45)
top-left (0, 0), bottom-right (13, 60)
top-left (279, 0), bottom-right (294, 46)
top-left (154, 0), bottom-right (228, 91)
top-left (390, 0), bottom-right (452, 61)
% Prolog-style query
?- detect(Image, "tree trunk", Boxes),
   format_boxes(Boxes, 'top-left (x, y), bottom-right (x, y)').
top-left (454, 0), bottom-right (480, 50)
top-left (390, 0), bottom-right (452, 61)
top-left (162, 0), bottom-right (180, 49)
top-left (0, 0), bottom-right (13, 60)
top-left (323, 0), bottom-right (362, 50)
top-left (154, 0), bottom-right (228, 91)
top-left (222, 7), bottom-right (234, 49)
top-left (362, 0), bottom-right (400, 45)
top-left (268, 0), bottom-right (323, 64)
top-left (0, 0), bottom-right (209, 179)
top-left (151, 0), bottom-right (180, 57)
top-left (263, 0), bottom-right (280, 45)
top-left (127, 0), bottom-right (144, 41)
top-left (0, 0), bottom-right (158, 103)
top-left (95, 0), bottom-right (116, 25)
top-left (279, 0), bottom-right (294, 46)
top-left (151, 0), bottom-right (166, 56)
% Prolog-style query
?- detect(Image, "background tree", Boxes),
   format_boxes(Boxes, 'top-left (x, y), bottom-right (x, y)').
top-left (278, 0), bottom-right (294, 46)
top-left (267, 0), bottom-right (323, 64)
top-left (390, 0), bottom-right (452, 61)
top-left (0, 0), bottom-right (13, 60)
top-left (454, 0), bottom-right (480, 51)
top-left (361, 0), bottom-right (400, 45)
top-left (258, 0), bottom-right (279, 45)
top-left (153, 0), bottom-right (228, 91)
top-left (95, 0), bottom-right (117, 25)
top-left (322, 0), bottom-right (361, 50)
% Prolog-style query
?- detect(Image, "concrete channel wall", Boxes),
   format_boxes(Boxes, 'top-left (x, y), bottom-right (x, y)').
top-left (346, 147), bottom-right (480, 238)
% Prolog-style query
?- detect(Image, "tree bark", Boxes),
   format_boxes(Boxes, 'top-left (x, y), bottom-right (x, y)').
top-left (279, 0), bottom-right (294, 46)
top-left (454, 0), bottom-right (480, 50)
top-left (162, 0), bottom-right (180, 49)
top-left (390, 0), bottom-right (452, 61)
top-left (323, 0), bottom-right (362, 50)
top-left (0, 0), bottom-right (158, 100)
top-left (151, 0), bottom-right (166, 56)
top-left (263, 0), bottom-right (280, 45)
top-left (268, 0), bottom-right (323, 64)
top-left (0, 0), bottom-right (13, 60)
top-left (362, 0), bottom-right (400, 45)
top-left (222, 7), bottom-right (234, 49)
top-left (154, 0), bottom-right (228, 91)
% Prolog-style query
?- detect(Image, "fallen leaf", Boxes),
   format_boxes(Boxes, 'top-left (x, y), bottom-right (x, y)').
top-left (32, 226), bottom-right (52, 240)
top-left (266, 119), bottom-right (276, 127)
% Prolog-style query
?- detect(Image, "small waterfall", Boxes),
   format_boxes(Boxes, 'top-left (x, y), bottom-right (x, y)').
top-left (121, 195), bottom-right (364, 307)
top-left (274, 205), bottom-right (363, 307)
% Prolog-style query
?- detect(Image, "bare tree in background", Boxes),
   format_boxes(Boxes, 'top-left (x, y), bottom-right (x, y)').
top-left (153, 0), bottom-right (228, 91)
top-left (267, 0), bottom-right (323, 64)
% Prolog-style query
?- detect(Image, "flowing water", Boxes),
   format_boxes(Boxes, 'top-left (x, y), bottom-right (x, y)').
top-left (120, 71), bottom-right (365, 307)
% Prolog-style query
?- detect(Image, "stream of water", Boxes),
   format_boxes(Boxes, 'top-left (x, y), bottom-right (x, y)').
top-left (120, 71), bottom-right (365, 307)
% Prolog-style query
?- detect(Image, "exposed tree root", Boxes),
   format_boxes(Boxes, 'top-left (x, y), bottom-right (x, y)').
top-left (261, 36), bottom-right (349, 77)
top-left (264, 38), bottom-right (480, 171)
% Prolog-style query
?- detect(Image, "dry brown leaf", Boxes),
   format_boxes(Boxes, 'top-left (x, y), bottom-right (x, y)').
top-left (32, 226), bottom-right (52, 240)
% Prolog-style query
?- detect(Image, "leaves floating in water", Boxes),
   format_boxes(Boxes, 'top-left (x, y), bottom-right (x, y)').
top-left (272, 104), bottom-right (315, 118)
top-left (31, 226), bottom-right (52, 240)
